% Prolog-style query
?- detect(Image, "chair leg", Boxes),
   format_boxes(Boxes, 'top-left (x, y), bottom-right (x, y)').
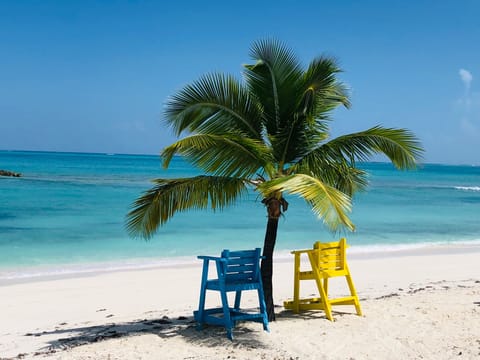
top-left (346, 273), bottom-right (362, 316)
top-left (317, 278), bottom-right (333, 321)
top-left (293, 253), bottom-right (301, 313)
top-left (257, 288), bottom-right (270, 332)
top-left (196, 260), bottom-right (210, 329)
top-left (311, 268), bottom-right (333, 321)
top-left (196, 285), bottom-right (207, 329)
top-left (234, 290), bottom-right (242, 311)
top-left (219, 290), bottom-right (233, 340)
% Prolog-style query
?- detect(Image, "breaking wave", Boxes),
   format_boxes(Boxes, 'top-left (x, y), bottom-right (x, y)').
top-left (454, 186), bottom-right (480, 192)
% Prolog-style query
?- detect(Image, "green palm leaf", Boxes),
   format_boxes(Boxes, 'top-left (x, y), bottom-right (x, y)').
top-left (258, 174), bottom-right (354, 231)
top-left (244, 39), bottom-right (304, 134)
top-left (320, 126), bottom-right (423, 169)
top-left (165, 73), bottom-right (263, 139)
top-left (161, 133), bottom-right (271, 178)
top-left (126, 176), bottom-right (248, 239)
top-left (301, 56), bottom-right (351, 119)
top-left (291, 158), bottom-right (369, 196)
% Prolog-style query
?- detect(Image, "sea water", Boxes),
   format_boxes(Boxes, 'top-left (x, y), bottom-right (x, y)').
top-left (1, 150), bottom-right (479, 280)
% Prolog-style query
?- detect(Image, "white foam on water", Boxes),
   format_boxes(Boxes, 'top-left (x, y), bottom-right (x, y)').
top-left (454, 186), bottom-right (480, 192)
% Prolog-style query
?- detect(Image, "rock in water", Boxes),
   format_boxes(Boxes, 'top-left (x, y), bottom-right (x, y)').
top-left (0, 169), bottom-right (22, 177)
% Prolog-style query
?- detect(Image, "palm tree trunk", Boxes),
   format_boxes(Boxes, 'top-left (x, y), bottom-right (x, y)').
top-left (261, 216), bottom-right (278, 322)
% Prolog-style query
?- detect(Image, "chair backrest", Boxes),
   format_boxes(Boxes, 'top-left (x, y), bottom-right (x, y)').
top-left (312, 238), bottom-right (347, 273)
top-left (220, 248), bottom-right (262, 282)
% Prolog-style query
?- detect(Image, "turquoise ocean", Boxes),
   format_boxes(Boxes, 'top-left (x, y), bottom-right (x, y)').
top-left (1, 150), bottom-right (479, 281)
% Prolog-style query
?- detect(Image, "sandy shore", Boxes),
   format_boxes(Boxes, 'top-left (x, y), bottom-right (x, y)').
top-left (1, 244), bottom-right (479, 360)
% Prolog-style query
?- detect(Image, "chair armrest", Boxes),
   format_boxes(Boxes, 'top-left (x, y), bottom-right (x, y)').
top-left (197, 255), bottom-right (227, 271)
top-left (197, 255), bottom-right (222, 261)
top-left (290, 248), bottom-right (313, 255)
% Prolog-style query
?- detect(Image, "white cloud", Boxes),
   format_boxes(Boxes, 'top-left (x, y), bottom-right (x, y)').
top-left (459, 68), bottom-right (473, 91)
top-left (453, 69), bottom-right (480, 140)
top-left (456, 69), bottom-right (475, 112)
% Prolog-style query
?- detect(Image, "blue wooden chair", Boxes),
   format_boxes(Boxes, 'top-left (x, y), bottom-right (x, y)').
top-left (193, 248), bottom-right (270, 340)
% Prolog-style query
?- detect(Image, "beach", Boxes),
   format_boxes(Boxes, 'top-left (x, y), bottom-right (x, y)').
top-left (1, 244), bottom-right (479, 360)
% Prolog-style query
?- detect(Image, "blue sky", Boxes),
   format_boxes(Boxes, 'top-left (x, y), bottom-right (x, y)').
top-left (1, 0), bottom-right (479, 164)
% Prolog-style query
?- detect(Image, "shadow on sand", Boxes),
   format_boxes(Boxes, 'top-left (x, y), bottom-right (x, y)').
top-left (10, 304), bottom-right (362, 359)
top-left (15, 311), bottom-right (273, 359)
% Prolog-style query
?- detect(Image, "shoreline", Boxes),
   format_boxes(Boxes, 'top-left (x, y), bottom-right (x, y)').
top-left (1, 240), bottom-right (480, 286)
top-left (0, 244), bottom-right (479, 359)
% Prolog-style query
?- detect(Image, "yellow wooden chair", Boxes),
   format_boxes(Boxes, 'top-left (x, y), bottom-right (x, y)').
top-left (283, 238), bottom-right (362, 320)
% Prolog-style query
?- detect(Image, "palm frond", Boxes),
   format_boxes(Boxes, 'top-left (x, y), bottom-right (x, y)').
top-left (291, 157), bottom-right (369, 196)
top-left (164, 73), bottom-right (263, 139)
top-left (258, 174), bottom-right (354, 231)
top-left (126, 176), bottom-right (248, 239)
top-left (301, 56), bottom-right (350, 119)
top-left (161, 133), bottom-right (272, 178)
top-left (244, 39), bottom-right (304, 135)
top-left (321, 126), bottom-right (423, 169)
top-left (272, 57), bottom-right (350, 166)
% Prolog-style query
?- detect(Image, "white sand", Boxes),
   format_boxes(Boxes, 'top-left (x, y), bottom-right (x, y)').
top-left (1, 244), bottom-right (479, 359)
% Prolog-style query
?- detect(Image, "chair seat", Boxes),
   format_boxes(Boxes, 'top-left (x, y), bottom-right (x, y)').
top-left (298, 268), bottom-right (349, 280)
top-left (205, 279), bottom-right (263, 292)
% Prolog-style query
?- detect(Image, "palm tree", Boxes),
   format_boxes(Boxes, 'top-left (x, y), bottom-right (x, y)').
top-left (126, 39), bottom-right (423, 321)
